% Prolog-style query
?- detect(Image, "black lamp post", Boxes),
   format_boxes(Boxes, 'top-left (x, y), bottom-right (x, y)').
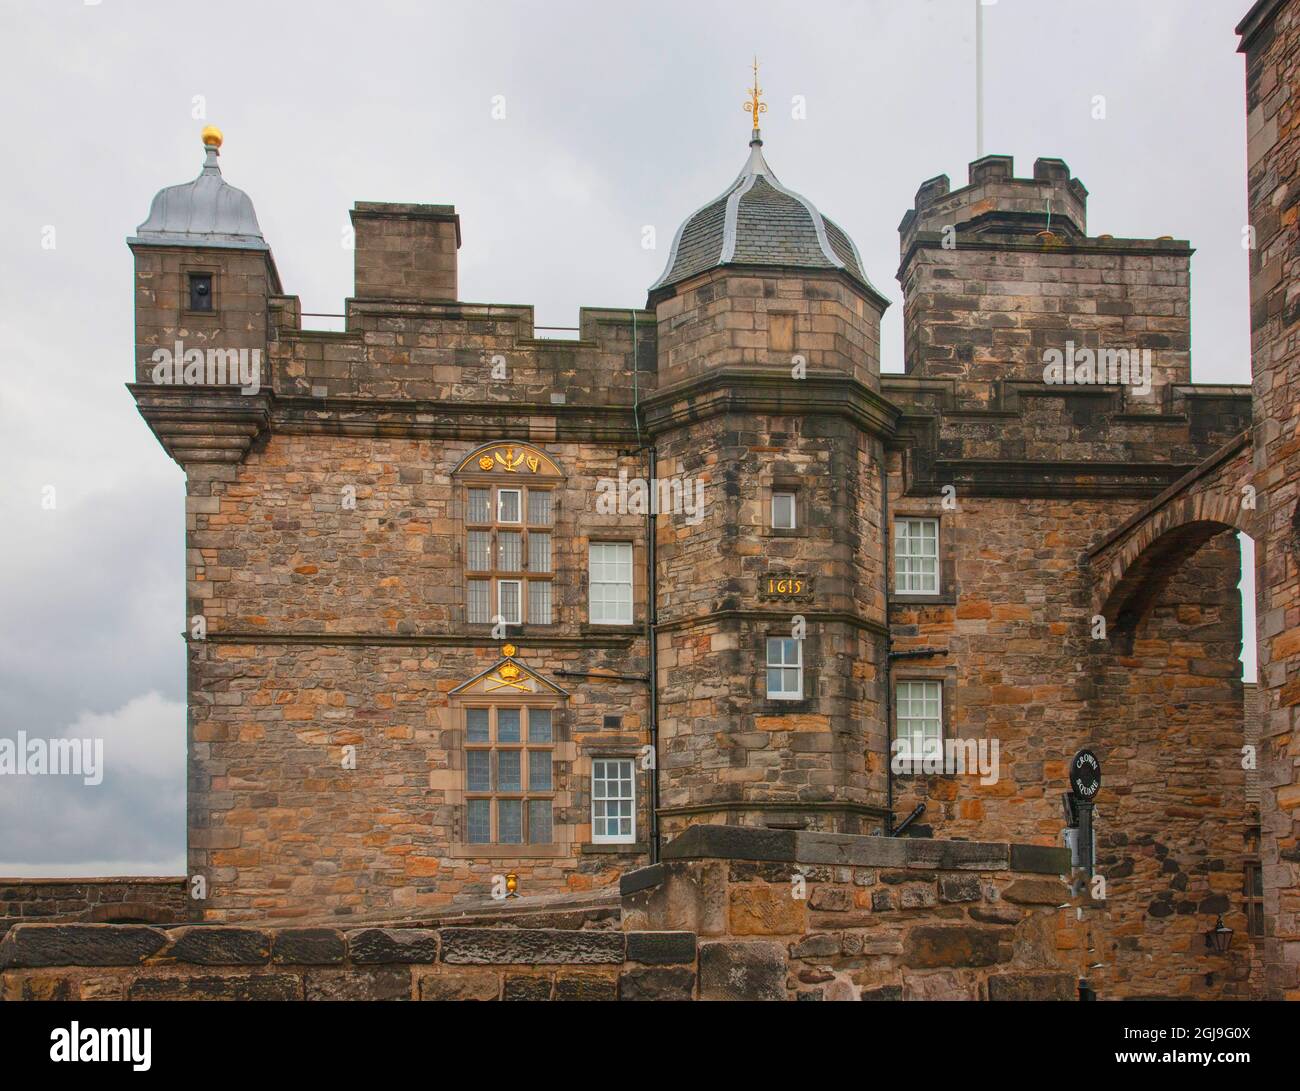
top-left (1204, 915), bottom-right (1234, 954)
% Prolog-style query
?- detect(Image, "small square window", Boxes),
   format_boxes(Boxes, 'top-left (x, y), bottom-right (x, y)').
top-left (766, 637), bottom-right (803, 700)
top-left (187, 273), bottom-right (214, 312)
top-left (772, 491), bottom-right (797, 530)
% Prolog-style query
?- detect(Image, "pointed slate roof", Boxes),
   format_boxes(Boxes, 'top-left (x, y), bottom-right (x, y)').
top-left (650, 129), bottom-right (880, 302)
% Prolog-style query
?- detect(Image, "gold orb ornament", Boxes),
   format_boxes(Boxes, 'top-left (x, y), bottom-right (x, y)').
top-left (201, 125), bottom-right (224, 148)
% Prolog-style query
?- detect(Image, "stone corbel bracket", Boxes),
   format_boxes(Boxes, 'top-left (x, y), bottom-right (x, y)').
top-left (127, 383), bottom-right (273, 466)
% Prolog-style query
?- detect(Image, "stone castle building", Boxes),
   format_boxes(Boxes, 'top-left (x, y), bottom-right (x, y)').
top-left (84, 13), bottom-right (1299, 1000)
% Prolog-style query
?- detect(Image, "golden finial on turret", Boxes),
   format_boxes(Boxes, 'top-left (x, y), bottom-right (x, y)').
top-left (201, 125), bottom-right (224, 149)
top-left (744, 56), bottom-right (766, 132)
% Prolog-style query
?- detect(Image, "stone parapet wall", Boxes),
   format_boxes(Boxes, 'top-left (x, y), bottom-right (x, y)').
top-left (1, 828), bottom-right (1085, 1001)
top-left (0, 921), bottom-right (692, 1002)
top-left (0, 879), bottom-right (189, 940)
top-left (620, 826), bottom-right (1082, 1001)
top-left (267, 302), bottom-right (655, 407)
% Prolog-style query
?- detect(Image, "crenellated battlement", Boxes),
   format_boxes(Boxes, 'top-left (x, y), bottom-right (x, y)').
top-left (262, 301), bottom-right (656, 407)
top-left (900, 154), bottom-right (1089, 253)
top-left (896, 154), bottom-right (1193, 403)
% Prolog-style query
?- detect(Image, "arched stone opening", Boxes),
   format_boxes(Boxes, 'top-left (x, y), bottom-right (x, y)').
top-left (1087, 520), bottom-right (1257, 998)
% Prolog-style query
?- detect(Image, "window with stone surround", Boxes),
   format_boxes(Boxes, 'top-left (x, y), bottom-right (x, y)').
top-left (895, 517), bottom-right (939, 594)
top-left (895, 680), bottom-right (942, 762)
top-left (588, 542), bottom-right (633, 625)
top-left (591, 757), bottom-right (635, 844)
top-left (464, 704), bottom-right (555, 845)
top-left (465, 483), bottom-right (553, 626)
top-left (772, 490), bottom-right (797, 530)
top-left (766, 637), bottom-right (803, 700)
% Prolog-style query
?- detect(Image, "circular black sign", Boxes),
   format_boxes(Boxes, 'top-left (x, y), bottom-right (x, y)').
top-left (1070, 749), bottom-right (1101, 800)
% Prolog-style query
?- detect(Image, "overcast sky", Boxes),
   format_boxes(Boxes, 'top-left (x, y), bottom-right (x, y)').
top-left (0, 0), bottom-right (1258, 875)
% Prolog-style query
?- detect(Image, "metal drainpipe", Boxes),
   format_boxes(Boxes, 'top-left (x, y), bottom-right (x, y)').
top-left (882, 446), bottom-right (894, 835)
top-left (647, 439), bottom-right (659, 862)
top-left (631, 309), bottom-right (661, 863)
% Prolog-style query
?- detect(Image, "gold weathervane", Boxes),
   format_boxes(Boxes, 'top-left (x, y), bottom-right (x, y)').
top-left (744, 57), bottom-right (766, 131)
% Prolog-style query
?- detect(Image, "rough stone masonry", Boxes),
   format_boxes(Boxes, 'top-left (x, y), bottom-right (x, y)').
top-left (64, 7), bottom-right (1300, 1000)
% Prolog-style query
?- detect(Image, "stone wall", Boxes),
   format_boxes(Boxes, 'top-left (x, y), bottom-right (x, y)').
top-left (1238, 0), bottom-right (1300, 1000)
top-left (0, 878), bottom-right (188, 939)
top-left (1, 828), bottom-right (1079, 1001)
top-left (1087, 535), bottom-right (1252, 998)
top-left (0, 920), bottom-right (673, 1002)
top-left (621, 826), bottom-right (1081, 1001)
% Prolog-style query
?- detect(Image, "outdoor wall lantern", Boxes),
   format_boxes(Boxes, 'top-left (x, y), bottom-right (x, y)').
top-left (1204, 915), bottom-right (1233, 955)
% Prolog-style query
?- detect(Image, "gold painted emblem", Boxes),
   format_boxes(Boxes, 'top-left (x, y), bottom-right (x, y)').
top-left (526, 456), bottom-right (540, 473)
top-left (478, 455), bottom-right (494, 471)
top-left (495, 447), bottom-right (527, 472)
top-left (487, 662), bottom-right (530, 693)
top-left (502, 643), bottom-right (517, 657)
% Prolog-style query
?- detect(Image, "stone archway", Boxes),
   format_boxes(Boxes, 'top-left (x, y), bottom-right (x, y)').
top-left (1081, 435), bottom-right (1261, 998)
top-left (1090, 434), bottom-right (1261, 635)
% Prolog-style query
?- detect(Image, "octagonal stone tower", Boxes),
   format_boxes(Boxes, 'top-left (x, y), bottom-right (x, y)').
top-left (642, 126), bottom-right (897, 837)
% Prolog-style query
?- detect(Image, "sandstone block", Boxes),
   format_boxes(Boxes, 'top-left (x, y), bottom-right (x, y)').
top-left (167, 926), bottom-right (270, 965)
top-left (618, 966), bottom-right (696, 1001)
top-left (271, 928), bottom-right (346, 965)
top-left (625, 930), bottom-right (696, 965)
top-left (347, 928), bottom-right (440, 964)
top-left (698, 940), bottom-right (787, 1001)
top-left (0, 924), bottom-right (167, 968)
top-left (439, 928), bottom-right (624, 965)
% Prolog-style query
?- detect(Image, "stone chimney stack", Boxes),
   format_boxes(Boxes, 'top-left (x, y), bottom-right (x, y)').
top-left (350, 202), bottom-right (461, 301)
